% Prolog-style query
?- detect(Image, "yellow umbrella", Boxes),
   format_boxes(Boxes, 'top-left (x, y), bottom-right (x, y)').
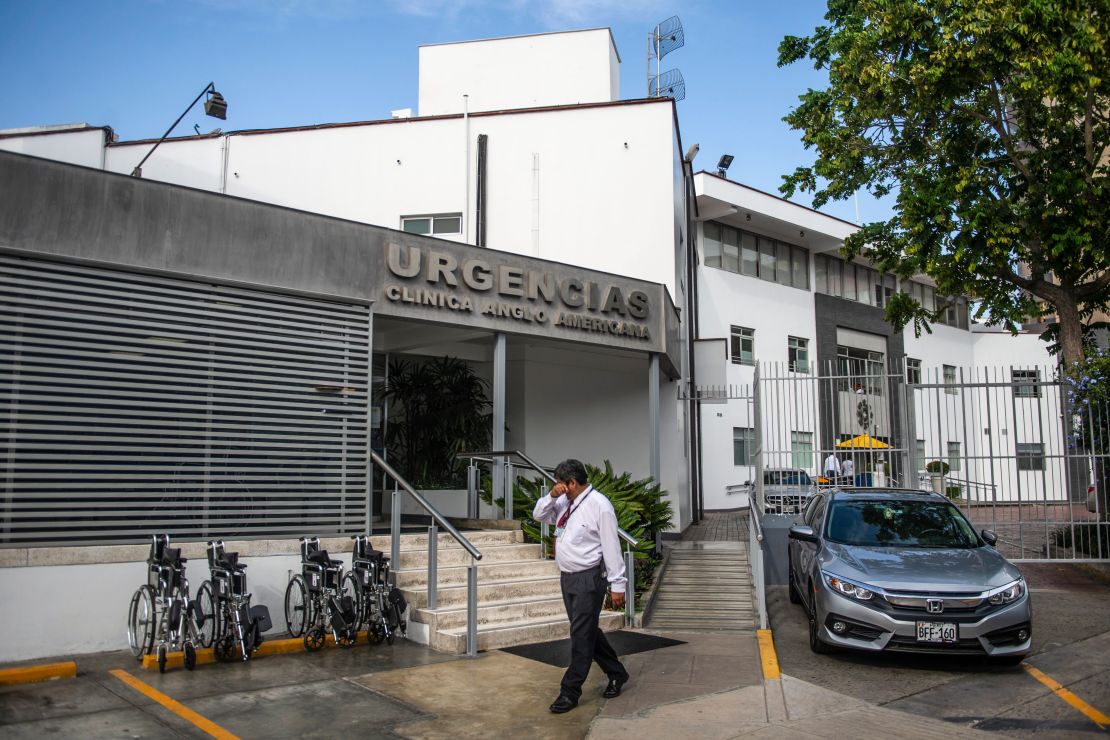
top-left (836, 434), bottom-right (890, 449)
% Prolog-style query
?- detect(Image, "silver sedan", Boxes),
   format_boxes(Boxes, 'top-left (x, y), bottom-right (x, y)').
top-left (787, 489), bottom-right (1032, 663)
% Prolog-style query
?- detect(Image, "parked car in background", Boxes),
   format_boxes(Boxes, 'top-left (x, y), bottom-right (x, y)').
top-left (758, 469), bottom-right (818, 515)
top-left (787, 488), bottom-right (1031, 663)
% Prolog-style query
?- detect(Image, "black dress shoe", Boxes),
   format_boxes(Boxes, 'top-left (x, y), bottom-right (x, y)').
top-left (549, 695), bottom-right (578, 713)
top-left (603, 676), bottom-right (628, 698)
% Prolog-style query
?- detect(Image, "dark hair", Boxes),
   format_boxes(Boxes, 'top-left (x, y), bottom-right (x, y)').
top-left (554, 459), bottom-right (588, 486)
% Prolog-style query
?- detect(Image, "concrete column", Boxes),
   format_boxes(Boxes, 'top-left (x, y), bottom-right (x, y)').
top-left (649, 353), bottom-right (660, 484)
top-left (492, 333), bottom-right (507, 518)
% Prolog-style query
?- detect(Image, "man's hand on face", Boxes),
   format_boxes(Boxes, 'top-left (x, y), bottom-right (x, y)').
top-left (551, 481), bottom-right (568, 498)
top-left (610, 591), bottom-right (625, 609)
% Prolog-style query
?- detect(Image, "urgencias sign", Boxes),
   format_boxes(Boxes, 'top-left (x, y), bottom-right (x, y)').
top-left (382, 243), bottom-right (655, 342)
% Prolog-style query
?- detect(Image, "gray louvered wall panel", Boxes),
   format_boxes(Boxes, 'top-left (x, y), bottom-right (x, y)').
top-left (1, 255), bottom-right (372, 547)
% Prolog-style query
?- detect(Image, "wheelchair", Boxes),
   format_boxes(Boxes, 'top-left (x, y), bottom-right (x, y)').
top-left (341, 535), bottom-right (407, 644)
top-left (127, 535), bottom-right (204, 673)
top-left (284, 537), bottom-right (359, 650)
top-left (196, 540), bottom-right (272, 662)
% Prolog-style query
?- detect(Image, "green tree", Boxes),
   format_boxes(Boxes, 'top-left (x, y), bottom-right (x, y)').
top-left (778, 0), bottom-right (1110, 364)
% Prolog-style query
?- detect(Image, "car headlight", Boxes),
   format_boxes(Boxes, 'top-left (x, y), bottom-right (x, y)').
top-left (823, 573), bottom-right (875, 601)
top-left (988, 578), bottom-right (1026, 605)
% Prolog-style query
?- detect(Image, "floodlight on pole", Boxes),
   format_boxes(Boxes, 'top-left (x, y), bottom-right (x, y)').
top-left (131, 82), bottom-right (228, 178)
top-left (717, 154), bottom-right (734, 177)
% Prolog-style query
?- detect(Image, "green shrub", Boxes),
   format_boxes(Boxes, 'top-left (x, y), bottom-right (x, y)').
top-left (481, 460), bottom-right (673, 598)
top-left (945, 485), bottom-right (962, 500)
top-left (925, 460), bottom-right (950, 475)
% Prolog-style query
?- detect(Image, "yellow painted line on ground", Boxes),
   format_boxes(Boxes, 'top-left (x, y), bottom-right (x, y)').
top-left (141, 631), bottom-right (371, 670)
top-left (109, 668), bottom-right (240, 740)
top-left (756, 629), bottom-right (781, 680)
top-left (0, 661), bottom-right (77, 686)
top-left (1024, 664), bottom-right (1110, 730)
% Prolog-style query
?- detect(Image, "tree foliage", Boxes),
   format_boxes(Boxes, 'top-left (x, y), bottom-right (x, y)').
top-left (778, 0), bottom-right (1110, 363)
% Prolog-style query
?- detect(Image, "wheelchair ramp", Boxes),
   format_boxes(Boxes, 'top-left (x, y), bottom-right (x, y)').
top-left (646, 540), bottom-right (756, 631)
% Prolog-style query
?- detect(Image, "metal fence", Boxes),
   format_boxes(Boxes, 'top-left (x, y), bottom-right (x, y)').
top-left (753, 361), bottom-right (1109, 562)
top-left (1, 255), bottom-right (372, 547)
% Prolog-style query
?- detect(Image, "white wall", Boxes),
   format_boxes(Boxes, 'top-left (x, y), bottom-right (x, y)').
top-left (0, 128), bottom-right (106, 169)
top-left (418, 29), bottom-right (619, 116)
top-left (98, 101), bottom-right (683, 295)
top-left (696, 254), bottom-right (818, 510)
top-left (0, 552), bottom-right (307, 662)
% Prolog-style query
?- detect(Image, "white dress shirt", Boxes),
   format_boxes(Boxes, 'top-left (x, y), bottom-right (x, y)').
top-left (533, 485), bottom-right (627, 593)
top-left (824, 454), bottom-right (842, 475)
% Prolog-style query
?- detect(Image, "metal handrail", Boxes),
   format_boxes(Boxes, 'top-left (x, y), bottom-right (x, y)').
top-left (371, 450), bottom-right (483, 656)
top-left (458, 448), bottom-right (640, 625)
top-left (458, 449), bottom-right (639, 546)
top-left (373, 451), bottom-right (482, 560)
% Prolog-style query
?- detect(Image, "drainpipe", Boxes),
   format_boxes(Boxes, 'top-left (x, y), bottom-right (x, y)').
top-left (475, 134), bottom-right (488, 248)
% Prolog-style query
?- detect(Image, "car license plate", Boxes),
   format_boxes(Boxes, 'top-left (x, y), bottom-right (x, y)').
top-left (916, 621), bottom-right (957, 643)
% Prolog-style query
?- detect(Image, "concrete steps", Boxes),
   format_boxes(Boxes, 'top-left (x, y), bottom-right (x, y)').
top-left (393, 528), bottom-right (624, 654)
top-left (647, 546), bottom-right (757, 631)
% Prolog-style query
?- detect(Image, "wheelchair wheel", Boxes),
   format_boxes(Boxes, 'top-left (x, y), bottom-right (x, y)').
top-left (284, 575), bottom-right (309, 638)
top-left (195, 581), bottom-right (217, 648)
top-left (304, 625), bottom-right (326, 652)
top-left (184, 642), bottom-right (196, 671)
top-left (127, 585), bottom-right (156, 660)
top-left (214, 634), bottom-right (236, 662)
top-left (340, 572), bottom-right (364, 633)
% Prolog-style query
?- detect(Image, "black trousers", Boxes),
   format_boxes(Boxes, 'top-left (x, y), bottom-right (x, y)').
top-left (559, 565), bottom-right (628, 701)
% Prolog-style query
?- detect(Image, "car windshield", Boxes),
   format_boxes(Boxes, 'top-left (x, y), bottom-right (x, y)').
top-left (765, 470), bottom-right (812, 486)
top-left (825, 499), bottom-right (979, 548)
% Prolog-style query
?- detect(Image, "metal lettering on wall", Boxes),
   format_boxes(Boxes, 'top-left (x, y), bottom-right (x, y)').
top-left (382, 243), bottom-right (655, 343)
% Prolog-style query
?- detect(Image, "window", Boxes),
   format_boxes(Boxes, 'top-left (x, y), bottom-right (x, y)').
top-left (702, 221), bottom-right (808, 289)
top-left (947, 441), bottom-right (961, 472)
top-left (740, 232), bottom-right (758, 277)
top-left (815, 255), bottom-right (887, 306)
top-left (906, 358), bottom-right (922, 385)
top-left (943, 365), bottom-right (957, 394)
top-left (1016, 442), bottom-right (1044, 471)
top-left (837, 345), bottom-right (885, 394)
top-left (916, 439), bottom-right (926, 471)
top-left (703, 222), bottom-right (722, 268)
top-left (730, 326), bottom-right (754, 365)
top-left (937, 296), bottom-right (970, 329)
top-left (788, 336), bottom-right (810, 373)
top-left (733, 427), bottom-right (756, 466)
top-left (1013, 369), bottom-right (1041, 398)
top-left (401, 213), bottom-right (463, 235)
top-left (791, 431), bottom-right (814, 470)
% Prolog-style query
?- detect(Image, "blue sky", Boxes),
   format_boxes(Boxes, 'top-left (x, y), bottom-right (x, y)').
top-left (0, 0), bottom-right (887, 224)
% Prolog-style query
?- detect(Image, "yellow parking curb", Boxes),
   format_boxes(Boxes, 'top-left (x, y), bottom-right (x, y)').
top-left (756, 629), bottom-right (781, 680)
top-left (141, 631), bottom-right (372, 671)
top-left (0, 661), bottom-right (78, 686)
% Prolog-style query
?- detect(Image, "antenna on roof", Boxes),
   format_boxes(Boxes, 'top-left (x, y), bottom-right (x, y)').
top-left (649, 69), bottom-right (686, 102)
top-left (647, 16), bottom-right (686, 100)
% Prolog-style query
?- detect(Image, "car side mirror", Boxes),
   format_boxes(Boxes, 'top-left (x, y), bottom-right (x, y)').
top-left (789, 525), bottom-right (819, 543)
top-left (981, 529), bottom-right (998, 546)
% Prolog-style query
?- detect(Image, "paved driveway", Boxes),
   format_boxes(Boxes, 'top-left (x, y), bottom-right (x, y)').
top-left (768, 563), bottom-right (1110, 736)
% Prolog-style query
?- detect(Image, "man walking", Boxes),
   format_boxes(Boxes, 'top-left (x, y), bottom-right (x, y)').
top-left (823, 451), bottom-right (841, 485)
top-left (533, 459), bottom-right (630, 713)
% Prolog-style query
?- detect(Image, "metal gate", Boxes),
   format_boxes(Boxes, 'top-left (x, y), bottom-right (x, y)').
top-left (753, 361), bottom-right (1109, 562)
top-left (1, 255), bottom-right (372, 547)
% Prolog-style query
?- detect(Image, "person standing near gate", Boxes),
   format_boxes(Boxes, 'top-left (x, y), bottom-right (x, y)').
top-left (823, 451), bottom-right (841, 486)
top-left (842, 456), bottom-right (855, 486)
top-left (533, 459), bottom-right (630, 713)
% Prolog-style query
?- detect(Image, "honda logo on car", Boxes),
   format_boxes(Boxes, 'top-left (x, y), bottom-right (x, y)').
top-left (926, 598), bottom-right (944, 614)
